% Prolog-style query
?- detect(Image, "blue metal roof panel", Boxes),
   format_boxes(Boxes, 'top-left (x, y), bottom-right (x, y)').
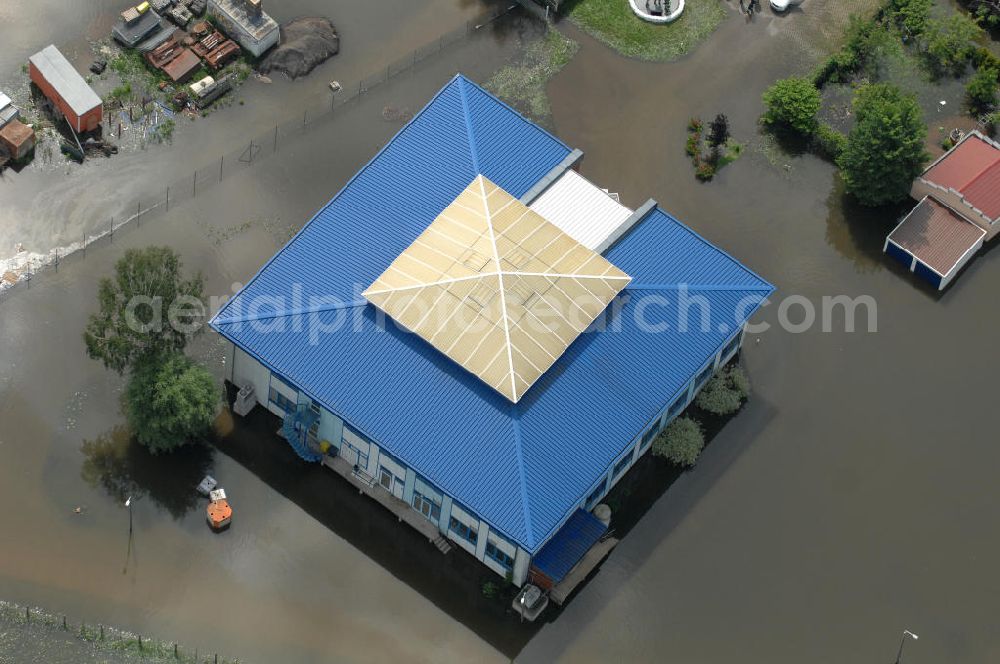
top-left (531, 509), bottom-right (607, 583)
top-left (211, 77), bottom-right (774, 554)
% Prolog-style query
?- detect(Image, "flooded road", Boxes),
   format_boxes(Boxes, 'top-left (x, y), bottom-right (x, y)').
top-left (3, 0), bottom-right (1000, 663)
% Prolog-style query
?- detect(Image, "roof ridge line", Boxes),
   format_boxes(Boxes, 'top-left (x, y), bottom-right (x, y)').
top-left (458, 77), bottom-right (481, 173)
top-left (625, 283), bottom-right (775, 292)
top-left (214, 298), bottom-right (369, 325)
top-left (457, 74), bottom-right (572, 154)
top-left (479, 175), bottom-right (519, 401)
top-left (510, 405), bottom-right (535, 551)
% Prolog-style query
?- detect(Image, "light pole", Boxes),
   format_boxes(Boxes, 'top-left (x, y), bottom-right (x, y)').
top-left (895, 629), bottom-right (918, 664)
top-left (125, 496), bottom-right (133, 535)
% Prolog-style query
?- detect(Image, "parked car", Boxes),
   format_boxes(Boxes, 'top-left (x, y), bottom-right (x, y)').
top-left (770, 0), bottom-right (803, 12)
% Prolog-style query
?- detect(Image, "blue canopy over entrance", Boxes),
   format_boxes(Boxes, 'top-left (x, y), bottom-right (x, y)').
top-left (530, 509), bottom-right (607, 585)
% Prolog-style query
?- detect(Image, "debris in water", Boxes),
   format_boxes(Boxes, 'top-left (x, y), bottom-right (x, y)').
top-left (259, 17), bottom-right (339, 80)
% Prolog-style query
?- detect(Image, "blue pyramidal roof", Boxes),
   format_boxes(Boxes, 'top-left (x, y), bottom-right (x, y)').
top-left (211, 75), bottom-right (774, 553)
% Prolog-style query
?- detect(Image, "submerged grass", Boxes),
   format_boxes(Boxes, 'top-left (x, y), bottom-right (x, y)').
top-left (566, 0), bottom-right (726, 62)
top-left (485, 27), bottom-right (579, 121)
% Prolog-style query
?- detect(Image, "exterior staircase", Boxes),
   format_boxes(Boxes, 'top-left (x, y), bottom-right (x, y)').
top-left (432, 535), bottom-right (453, 554)
top-left (281, 406), bottom-right (322, 462)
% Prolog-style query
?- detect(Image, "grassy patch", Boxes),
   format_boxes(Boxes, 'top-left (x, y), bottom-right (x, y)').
top-left (566, 0), bottom-right (726, 62)
top-left (485, 28), bottom-right (579, 121)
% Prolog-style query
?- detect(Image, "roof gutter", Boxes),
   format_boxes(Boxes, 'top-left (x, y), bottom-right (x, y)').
top-left (596, 198), bottom-right (657, 255)
top-left (519, 148), bottom-right (584, 205)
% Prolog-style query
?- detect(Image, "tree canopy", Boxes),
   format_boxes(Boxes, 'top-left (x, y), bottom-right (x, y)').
top-left (925, 14), bottom-right (983, 75)
top-left (838, 83), bottom-right (928, 207)
top-left (126, 353), bottom-right (219, 454)
top-left (762, 77), bottom-right (822, 136)
top-left (84, 247), bottom-right (205, 374)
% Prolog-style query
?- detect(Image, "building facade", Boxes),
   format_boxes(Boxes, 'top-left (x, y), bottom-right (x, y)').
top-left (212, 75), bottom-right (772, 588)
top-left (28, 45), bottom-right (102, 134)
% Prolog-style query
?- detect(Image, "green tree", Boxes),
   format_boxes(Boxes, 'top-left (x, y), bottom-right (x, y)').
top-left (84, 247), bottom-right (205, 374)
top-left (126, 353), bottom-right (219, 454)
top-left (925, 15), bottom-right (983, 75)
top-left (762, 77), bottom-right (822, 135)
top-left (967, 65), bottom-right (999, 112)
top-left (652, 416), bottom-right (705, 467)
top-left (890, 0), bottom-right (933, 36)
top-left (695, 365), bottom-right (751, 416)
top-left (838, 84), bottom-right (929, 207)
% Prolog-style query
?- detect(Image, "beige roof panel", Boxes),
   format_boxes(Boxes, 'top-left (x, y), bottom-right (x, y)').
top-left (364, 175), bottom-right (631, 402)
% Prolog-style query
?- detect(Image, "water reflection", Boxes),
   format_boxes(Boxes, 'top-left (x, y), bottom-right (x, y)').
top-left (823, 173), bottom-right (913, 274)
top-left (80, 427), bottom-right (215, 519)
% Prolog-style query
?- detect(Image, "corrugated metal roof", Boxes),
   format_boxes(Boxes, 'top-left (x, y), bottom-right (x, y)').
top-left (28, 45), bottom-right (102, 117)
top-left (211, 75), bottom-right (774, 553)
top-left (888, 197), bottom-right (985, 276)
top-left (529, 169), bottom-right (634, 250)
top-left (0, 93), bottom-right (11, 110)
top-left (531, 509), bottom-right (606, 583)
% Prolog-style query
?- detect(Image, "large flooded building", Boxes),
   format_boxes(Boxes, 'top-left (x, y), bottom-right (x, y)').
top-left (211, 75), bottom-right (772, 589)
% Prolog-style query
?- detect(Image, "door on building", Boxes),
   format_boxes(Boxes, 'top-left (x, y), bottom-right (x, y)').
top-left (378, 467), bottom-right (404, 499)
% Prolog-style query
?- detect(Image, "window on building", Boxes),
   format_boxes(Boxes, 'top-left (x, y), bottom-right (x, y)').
top-left (640, 426), bottom-right (658, 451)
top-left (666, 392), bottom-right (686, 421)
top-left (585, 479), bottom-right (607, 509)
top-left (449, 517), bottom-right (478, 545)
top-left (485, 541), bottom-right (514, 570)
top-left (612, 454), bottom-right (632, 479)
top-left (695, 363), bottom-right (714, 390)
top-left (720, 332), bottom-right (741, 362)
top-left (412, 490), bottom-right (441, 522)
top-left (268, 387), bottom-right (296, 413)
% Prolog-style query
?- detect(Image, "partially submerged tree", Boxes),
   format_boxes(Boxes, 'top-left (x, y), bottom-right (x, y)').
top-left (967, 64), bottom-right (999, 113)
top-left (126, 353), bottom-right (219, 454)
top-left (762, 77), bottom-right (821, 136)
top-left (652, 416), bottom-right (705, 467)
top-left (925, 14), bottom-right (983, 75)
top-left (708, 113), bottom-right (730, 148)
top-left (838, 84), bottom-right (928, 207)
top-left (84, 247), bottom-right (205, 374)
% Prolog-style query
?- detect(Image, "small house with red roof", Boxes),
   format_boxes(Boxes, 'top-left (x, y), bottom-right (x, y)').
top-left (885, 131), bottom-right (1000, 290)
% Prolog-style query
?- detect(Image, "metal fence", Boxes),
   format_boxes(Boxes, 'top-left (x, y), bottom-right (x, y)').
top-left (0, 3), bottom-right (527, 304)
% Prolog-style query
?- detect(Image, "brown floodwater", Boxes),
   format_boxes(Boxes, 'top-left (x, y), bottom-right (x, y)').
top-left (3, 1), bottom-right (1000, 663)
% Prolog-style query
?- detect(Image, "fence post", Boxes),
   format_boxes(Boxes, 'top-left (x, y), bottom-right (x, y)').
top-left (83, 232), bottom-right (86, 257)
top-left (137, 200), bottom-right (141, 226)
top-left (303, 109), bottom-right (307, 126)
top-left (63, 615), bottom-right (67, 630)
top-left (100, 625), bottom-right (104, 640)
top-left (166, 186), bottom-right (170, 212)
top-left (193, 171), bottom-right (197, 197)
top-left (110, 216), bottom-right (114, 243)
top-left (220, 155), bottom-right (224, 181)
top-left (274, 125), bottom-right (278, 152)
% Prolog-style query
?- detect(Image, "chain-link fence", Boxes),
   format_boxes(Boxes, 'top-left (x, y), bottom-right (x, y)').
top-left (0, 3), bottom-right (528, 304)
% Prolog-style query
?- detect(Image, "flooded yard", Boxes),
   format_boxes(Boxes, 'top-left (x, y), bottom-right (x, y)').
top-left (2, 0), bottom-right (1000, 663)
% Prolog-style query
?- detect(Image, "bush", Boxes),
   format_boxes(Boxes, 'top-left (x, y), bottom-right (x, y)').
top-left (685, 132), bottom-right (700, 157)
top-left (967, 65), bottom-right (999, 112)
top-left (126, 353), bottom-right (219, 454)
top-left (652, 416), bottom-right (705, 467)
top-left (814, 123), bottom-right (848, 161)
top-left (695, 161), bottom-right (716, 181)
top-left (838, 83), bottom-right (928, 206)
top-left (762, 77), bottom-right (822, 135)
top-left (688, 117), bottom-right (703, 132)
top-left (695, 366), bottom-right (751, 416)
top-left (926, 15), bottom-right (983, 75)
top-left (481, 581), bottom-right (499, 598)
